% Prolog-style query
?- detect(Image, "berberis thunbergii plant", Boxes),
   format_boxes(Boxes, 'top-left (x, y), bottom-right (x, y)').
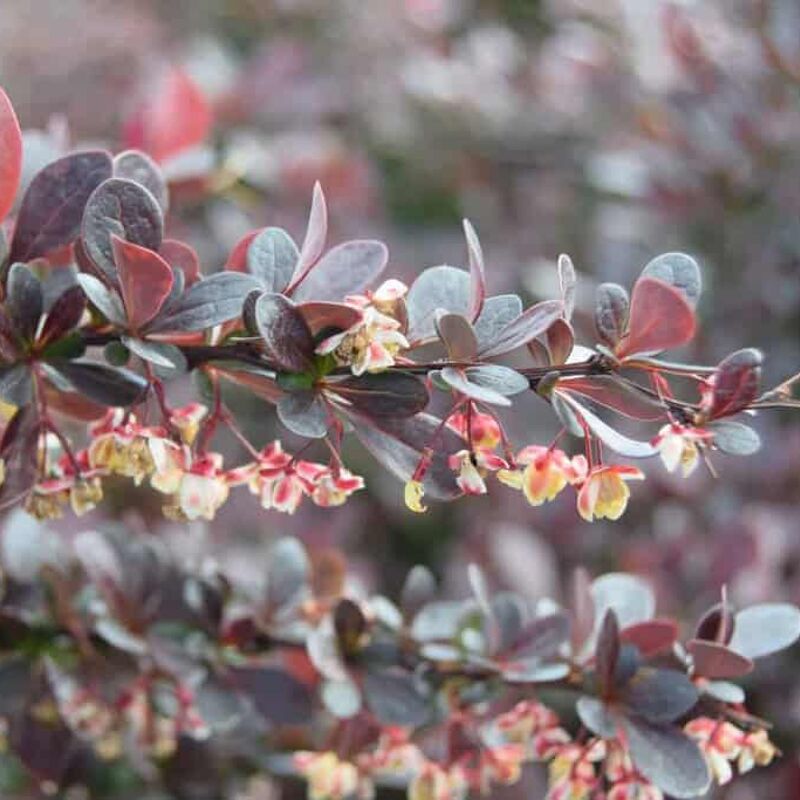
top-left (0, 83), bottom-right (798, 799)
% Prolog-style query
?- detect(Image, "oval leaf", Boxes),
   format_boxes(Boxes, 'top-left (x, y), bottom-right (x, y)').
top-left (113, 149), bottom-right (168, 212)
top-left (616, 277), bottom-right (696, 359)
top-left (277, 390), bottom-right (328, 438)
top-left (53, 360), bottom-right (147, 406)
top-left (247, 227), bottom-right (298, 293)
top-left (728, 603), bottom-right (800, 660)
top-left (112, 235), bottom-right (174, 329)
top-left (641, 252), bottom-right (701, 308)
top-left (595, 282), bottom-right (630, 349)
top-left (706, 348), bottom-right (762, 420)
top-left (10, 151), bottom-right (113, 262)
top-left (435, 313), bottom-right (478, 361)
top-left (473, 294), bottom-right (523, 348)
top-left (686, 639), bottom-right (753, 679)
top-left (478, 300), bottom-right (563, 358)
top-left (463, 219), bottom-right (486, 322)
top-left (81, 177), bottom-right (163, 282)
top-left (292, 239), bottom-right (388, 302)
top-left (407, 266), bottom-right (470, 343)
top-left (0, 87), bottom-right (22, 222)
top-left (255, 293), bottom-right (315, 373)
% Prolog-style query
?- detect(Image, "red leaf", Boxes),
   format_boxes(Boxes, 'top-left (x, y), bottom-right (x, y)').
top-left (159, 239), bottom-right (200, 286)
top-left (111, 236), bottom-right (174, 330)
top-left (0, 87), bottom-right (22, 222)
top-left (686, 639), bottom-right (753, 680)
top-left (620, 619), bottom-right (678, 657)
top-left (616, 277), bottom-right (696, 359)
top-left (225, 229), bottom-right (263, 272)
top-left (558, 376), bottom-right (664, 421)
top-left (124, 68), bottom-right (211, 164)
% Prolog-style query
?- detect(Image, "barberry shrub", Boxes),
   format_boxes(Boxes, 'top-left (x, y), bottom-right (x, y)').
top-left (0, 81), bottom-right (798, 799)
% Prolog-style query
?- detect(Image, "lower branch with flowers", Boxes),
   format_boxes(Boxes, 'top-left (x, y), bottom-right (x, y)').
top-left (0, 528), bottom-right (797, 798)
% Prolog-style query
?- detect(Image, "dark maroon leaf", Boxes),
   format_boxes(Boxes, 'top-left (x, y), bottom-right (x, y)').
top-left (694, 602), bottom-right (734, 644)
top-left (329, 372), bottom-right (429, 419)
top-left (686, 639), bottom-right (753, 679)
top-left (623, 668), bottom-right (698, 723)
top-left (594, 282), bottom-right (629, 348)
top-left (37, 285), bottom-right (86, 348)
top-left (298, 301), bottom-right (362, 337)
top-left (0, 406), bottom-right (39, 511)
top-left (706, 348), bottom-right (762, 420)
top-left (364, 667), bottom-right (431, 726)
top-left (229, 665), bottom-right (313, 725)
top-left (255, 293), bottom-right (315, 373)
top-left (113, 149), bottom-right (168, 212)
top-left (621, 717), bottom-right (710, 798)
top-left (52, 359), bottom-right (147, 406)
top-left (478, 300), bottom-right (563, 357)
top-left (595, 610), bottom-right (620, 695)
top-left (10, 150), bottom-right (113, 262)
top-left (6, 263), bottom-right (42, 340)
top-left (349, 412), bottom-right (463, 500)
top-left (334, 598), bottom-right (368, 654)
top-left (81, 177), bottom-right (163, 281)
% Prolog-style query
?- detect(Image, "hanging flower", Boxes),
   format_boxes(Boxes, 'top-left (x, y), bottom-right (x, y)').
top-left (499, 446), bottom-right (586, 506)
top-left (446, 410), bottom-right (502, 451)
top-left (87, 409), bottom-right (160, 485)
top-left (448, 450), bottom-right (488, 495)
top-left (294, 751), bottom-right (373, 800)
top-left (651, 422), bottom-right (712, 477)
top-left (408, 761), bottom-right (468, 800)
top-left (576, 464), bottom-right (645, 522)
top-left (168, 402), bottom-right (208, 445)
top-left (405, 479), bottom-right (427, 513)
top-left (546, 740), bottom-right (605, 800)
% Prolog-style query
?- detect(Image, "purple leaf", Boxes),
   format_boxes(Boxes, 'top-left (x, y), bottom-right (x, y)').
top-left (10, 150), bottom-right (113, 262)
top-left (255, 293), bottom-right (315, 373)
top-left (292, 239), bottom-right (388, 302)
top-left (247, 227), bottom-right (298, 293)
top-left (113, 149), bottom-right (169, 212)
top-left (81, 177), bottom-right (163, 282)
top-left (594, 283), bottom-right (629, 349)
top-left (624, 668), bottom-right (699, 723)
top-left (686, 639), bottom-right (753, 679)
top-left (291, 180), bottom-right (328, 285)
top-left (706, 348), bottom-right (762, 420)
top-left (328, 372), bottom-right (429, 419)
top-left (37, 285), bottom-right (86, 347)
top-left (463, 219), bottom-right (486, 321)
top-left (477, 300), bottom-right (563, 357)
top-left (6, 263), bottom-right (43, 341)
top-left (473, 294), bottom-right (522, 349)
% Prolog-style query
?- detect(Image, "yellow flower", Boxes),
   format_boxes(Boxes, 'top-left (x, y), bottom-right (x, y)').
top-left (70, 478), bottom-right (103, 516)
top-left (577, 465), bottom-right (644, 522)
top-left (404, 480), bottom-right (427, 513)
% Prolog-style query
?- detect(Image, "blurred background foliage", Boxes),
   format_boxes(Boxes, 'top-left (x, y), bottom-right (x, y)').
top-left (0, 0), bottom-right (799, 797)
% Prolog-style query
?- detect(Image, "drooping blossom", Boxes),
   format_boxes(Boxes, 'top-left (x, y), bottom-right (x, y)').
top-left (498, 446), bottom-right (586, 506)
top-left (293, 751), bottom-right (374, 800)
top-left (651, 422), bottom-right (712, 477)
top-left (576, 464), bottom-right (645, 522)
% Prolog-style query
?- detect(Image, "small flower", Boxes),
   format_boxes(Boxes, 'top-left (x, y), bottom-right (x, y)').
top-left (652, 423), bottom-right (711, 477)
top-left (294, 751), bottom-right (373, 800)
top-left (169, 402), bottom-right (208, 445)
top-left (684, 717), bottom-right (743, 786)
top-left (153, 448), bottom-right (229, 521)
top-left (311, 467), bottom-right (365, 507)
top-left (737, 728), bottom-right (777, 774)
top-left (576, 464), bottom-right (644, 522)
top-left (408, 761), bottom-right (468, 800)
top-left (316, 281), bottom-right (410, 376)
top-left (546, 740), bottom-right (605, 800)
top-left (446, 410), bottom-right (501, 450)
top-left (500, 446), bottom-right (585, 506)
top-left (88, 409), bottom-right (159, 484)
top-left (491, 700), bottom-right (570, 760)
top-left (448, 450), bottom-right (487, 495)
top-left (405, 479), bottom-right (427, 513)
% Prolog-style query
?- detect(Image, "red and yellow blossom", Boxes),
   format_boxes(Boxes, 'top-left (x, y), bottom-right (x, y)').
top-left (317, 279), bottom-right (409, 376)
top-left (408, 761), bottom-right (468, 800)
top-left (446, 410), bottom-right (501, 451)
top-left (576, 464), bottom-right (645, 522)
top-left (498, 446), bottom-right (586, 506)
top-left (491, 700), bottom-right (571, 760)
top-left (685, 717), bottom-right (777, 786)
top-left (448, 449), bottom-right (508, 496)
top-left (87, 409), bottom-right (160, 484)
top-left (546, 739), bottom-right (605, 800)
top-left (168, 401), bottom-right (208, 445)
top-left (293, 751), bottom-right (374, 800)
top-left (25, 446), bottom-right (104, 520)
top-left (651, 422), bottom-right (712, 478)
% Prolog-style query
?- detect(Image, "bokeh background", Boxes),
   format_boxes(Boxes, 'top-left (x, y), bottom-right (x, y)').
top-left (1, 0), bottom-right (799, 797)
